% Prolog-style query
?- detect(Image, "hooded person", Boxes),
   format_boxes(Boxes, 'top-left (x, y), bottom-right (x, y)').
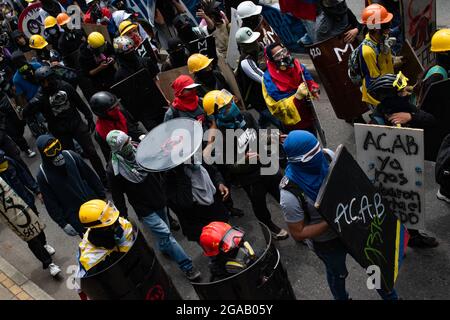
top-left (262, 42), bottom-right (320, 134)
top-left (105, 130), bottom-right (201, 280)
top-left (161, 37), bottom-right (189, 71)
top-left (11, 30), bottom-right (30, 53)
top-left (36, 134), bottom-right (106, 237)
top-left (279, 130), bottom-right (399, 300)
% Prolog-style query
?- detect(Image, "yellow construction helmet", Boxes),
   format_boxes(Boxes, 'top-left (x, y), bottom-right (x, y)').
top-left (87, 31), bottom-right (105, 49)
top-left (29, 34), bottom-right (48, 49)
top-left (119, 20), bottom-right (138, 36)
top-left (44, 16), bottom-right (57, 29)
top-left (203, 90), bottom-right (222, 115)
top-left (431, 29), bottom-right (450, 53)
top-left (79, 200), bottom-right (120, 229)
top-left (188, 53), bottom-right (214, 73)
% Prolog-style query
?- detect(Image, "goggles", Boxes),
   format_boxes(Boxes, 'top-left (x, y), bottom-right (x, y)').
top-left (287, 142), bottom-right (321, 163)
top-left (272, 47), bottom-right (290, 61)
top-left (219, 226), bottom-right (245, 253)
top-left (43, 139), bottom-right (62, 157)
top-left (84, 201), bottom-right (120, 229)
top-left (393, 71), bottom-right (409, 91)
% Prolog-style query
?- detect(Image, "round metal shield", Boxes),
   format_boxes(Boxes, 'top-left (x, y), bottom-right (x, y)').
top-left (136, 117), bottom-right (203, 172)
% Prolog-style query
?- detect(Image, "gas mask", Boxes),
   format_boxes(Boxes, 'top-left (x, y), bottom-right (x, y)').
top-left (48, 27), bottom-right (58, 36)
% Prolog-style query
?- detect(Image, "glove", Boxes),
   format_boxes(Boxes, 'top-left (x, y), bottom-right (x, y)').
top-left (393, 56), bottom-right (404, 68)
top-left (87, 119), bottom-right (96, 133)
top-left (63, 224), bottom-right (79, 236)
top-left (295, 83), bottom-right (309, 100)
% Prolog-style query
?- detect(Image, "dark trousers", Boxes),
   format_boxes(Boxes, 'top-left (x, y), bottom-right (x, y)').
top-left (7, 119), bottom-right (30, 152)
top-left (0, 135), bottom-right (32, 176)
top-left (56, 122), bottom-right (107, 184)
top-left (242, 172), bottom-right (282, 232)
top-left (27, 231), bottom-right (52, 269)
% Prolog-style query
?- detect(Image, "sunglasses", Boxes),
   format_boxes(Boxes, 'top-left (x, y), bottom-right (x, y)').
top-left (43, 139), bottom-right (62, 157)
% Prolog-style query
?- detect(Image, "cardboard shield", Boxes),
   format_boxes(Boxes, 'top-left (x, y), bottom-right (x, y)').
top-left (307, 33), bottom-right (368, 121)
top-left (18, 3), bottom-right (44, 38)
top-left (399, 40), bottom-right (424, 85)
top-left (136, 38), bottom-right (158, 65)
top-left (315, 146), bottom-right (409, 292)
top-left (191, 223), bottom-right (296, 300)
top-left (82, 23), bottom-right (111, 44)
top-left (136, 118), bottom-right (203, 172)
top-left (255, 17), bottom-right (281, 49)
top-left (0, 177), bottom-right (45, 242)
top-left (401, 0), bottom-right (437, 69)
top-left (80, 227), bottom-right (181, 300)
top-left (355, 124), bottom-right (425, 230)
top-left (419, 79), bottom-right (450, 161)
top-left (157, 66), bottom-right (190, 103)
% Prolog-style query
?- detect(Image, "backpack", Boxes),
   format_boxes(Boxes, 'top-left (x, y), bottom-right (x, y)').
top-left (348, 39), bottom-right (379, 86)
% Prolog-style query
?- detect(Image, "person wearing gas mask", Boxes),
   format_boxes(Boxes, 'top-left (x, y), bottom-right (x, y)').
top-left (161, 37), bottom-right (189, 71)
top-left (11, 51), bottom-right (48, 138)
top-left (359, 4), bottom-right (402, 108)
top-left (235, 27), bottom-right (282, 130)
top-left (203, 89), bottom-right (289, 240)
top-left (43, 16), bottom-right (62, 51)
top-left (24, 66), bottom-right (108, 185)
top-left (105, 130), bottom-right (201, 280)
top-left (10, 30), bottom-right (31, 53)
top-left (199, 221), bottom-right (258, 281)
top-left (0, 70), bottom-right (36, 158)
top-left (79, 31), bottom-right (116, 96)
top-left (77, 199), bottom-right (135, 277)
top-left (89, 91), bottom-right (145, 161)
top-left (36, 134), bottom-right (106, 238)
top-left (187, 53), bottom-right (231, 98)
top-left (56, 12), bottom-right (85, 70)
top-left (314, 0), bottom-right (362, 44)
top-left (262, 42), bottom-right (320, 134)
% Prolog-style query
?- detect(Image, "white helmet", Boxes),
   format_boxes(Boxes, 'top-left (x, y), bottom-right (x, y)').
top-left (237, 1), bottom-right (262, 19)
top-left (86, 0), bottom-right (97, 5)
top-left (236, 27), bottom-right (260, 44)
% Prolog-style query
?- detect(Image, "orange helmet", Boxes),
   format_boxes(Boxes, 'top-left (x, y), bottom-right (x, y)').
top-left (57, 12), bottom-right (70, 26)
top-left (361, 4), bottom-right (393, 28)
top-left (199, 222), bottom-right (244, 257)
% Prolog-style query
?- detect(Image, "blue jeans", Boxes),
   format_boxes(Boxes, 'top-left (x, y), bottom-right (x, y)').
top-left (314, 240), bottom-right (398, 300)
top-left (141, 208), bottom-right (193, 272)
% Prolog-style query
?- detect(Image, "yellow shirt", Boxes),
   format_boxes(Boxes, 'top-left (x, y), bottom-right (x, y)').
top-left (361, 33), bottom-right (394, 106)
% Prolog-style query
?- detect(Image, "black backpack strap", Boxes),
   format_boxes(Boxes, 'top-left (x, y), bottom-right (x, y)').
top-left (280, 176), bottom-right (311, 223)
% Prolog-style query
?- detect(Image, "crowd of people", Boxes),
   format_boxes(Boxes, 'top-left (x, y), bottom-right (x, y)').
top-left (0, 0), bottom-right (448, 300)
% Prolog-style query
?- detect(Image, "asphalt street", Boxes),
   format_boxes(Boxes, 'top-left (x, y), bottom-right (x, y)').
top-left (0, 0), bottom-right (449, 300)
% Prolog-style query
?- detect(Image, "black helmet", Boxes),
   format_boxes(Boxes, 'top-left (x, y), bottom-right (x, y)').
top-left (89, 91), bottom-right (118, 117)
top-left (367, 73), bottom-right (398, 101)
top-left (35, 66), bottom-right (54, 81)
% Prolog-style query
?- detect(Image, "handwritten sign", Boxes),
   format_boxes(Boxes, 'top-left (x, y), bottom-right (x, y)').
top-left (18, 3), bottom-right (44, 38)
top-left (355, 124), bottom-right (425, 230)
top-left (0, 177), bottom-right (45, 242)
top-left (307, 32), bottom-right (368, 121)
top-left (316, 145), bottom-right (409, 292)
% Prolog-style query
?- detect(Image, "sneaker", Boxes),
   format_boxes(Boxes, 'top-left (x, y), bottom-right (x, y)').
top-left (408, 232), bottom-right (439, 248)
top-left (48, 263), bottom-right (61, 277)
top-left (184, 267), bottom-right (201, 281)
top-left (436, 189), bottom-right (450, 204)
top-left (271, 228), bottom-right (289, 240)
top-left (26, 149), bottom-right (36, 158)
top-left (44, 244), bottom-right (55, 256)
top-left (229, 207), bottom-right (244, 217)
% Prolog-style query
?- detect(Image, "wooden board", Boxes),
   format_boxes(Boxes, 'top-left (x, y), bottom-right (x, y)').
top-left (157, 65), bottom-right (190, 103)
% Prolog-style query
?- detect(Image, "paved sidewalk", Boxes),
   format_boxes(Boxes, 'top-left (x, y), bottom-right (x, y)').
top-left (0, 255), bottom-right (54, 300)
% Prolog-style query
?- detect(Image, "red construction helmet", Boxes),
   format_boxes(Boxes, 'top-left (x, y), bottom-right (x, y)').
top-left (199, 222), bottom-right (245, 257)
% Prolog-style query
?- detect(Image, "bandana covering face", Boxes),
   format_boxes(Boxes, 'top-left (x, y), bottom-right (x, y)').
top-left (96, 107), bottom-right (128, 140)
top-left (106, 130), bottom-right (148, 183)
top-left (171, 75), bottom-right (199, 112)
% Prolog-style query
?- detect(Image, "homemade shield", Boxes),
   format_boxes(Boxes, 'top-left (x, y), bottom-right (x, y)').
top-left (191, 223), bottom-right (296, 300)
top-left (136, 118), bottom-right (203, 172)
top-left (79, 227), bottom-right (181, 300)
top-left (18, 3), bottom-right (44, 38)
top-left (307, 32), bottom-right (368, 121)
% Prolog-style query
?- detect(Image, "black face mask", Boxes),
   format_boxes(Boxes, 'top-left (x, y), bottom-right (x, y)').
top-left (242, 15), bottom-right (261, 30)
top-left (276, 55), bottom-right (295, 70)
top-left (437, 53), bottom-right (450, 71)
top-left (169, 48), bottom-right (188, 67)
top-left (196, 69), bottom-right (215, 86)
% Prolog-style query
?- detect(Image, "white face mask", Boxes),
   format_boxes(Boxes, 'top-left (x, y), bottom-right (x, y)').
top-left (52, 153), bottom-right (65, 166)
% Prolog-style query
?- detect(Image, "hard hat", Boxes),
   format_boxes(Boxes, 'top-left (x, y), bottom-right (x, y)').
top-left (215, 89), bottom-right (234, 108)
top-left (203, 90), bottom-right (222, 116)
top-left (237, 1), bottom-right (262, 19)
top-left (361, 4), bottom-right (393, 27)
top-left (431, 29), bottom-right (450, 52)
top-left (29, 34), bottom-right (48, 49)
top-left (235, 27), bottom-right (260, 44)
top-left (87, 31), bottom-right (105, 49)
top-left (79, 200), bottom-right (120, 229)
top-left (113, 36), bottom-right (134, 54)
top-left (44, 16), bottom-right (57, 29)
top-left (56, 12), bottom-right (71, 26)
top-left (199, 222), bottom-right (245, 257)
top-left (119, 20), bottom-right (138, 36)
top-left (90, 91), bottom-right (119, 117)
top-left (187, 53), bottom-right (214, 73)
top-left (35, 65), bottom-right (54, 80)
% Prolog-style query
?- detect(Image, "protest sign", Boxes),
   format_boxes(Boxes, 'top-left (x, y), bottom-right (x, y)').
top-left (136, 38), bottom-right (159, 65)
top-left (315, 145), bottom-right (409, 292)
top-left (18, 3), bottom-right (44, 38)
top-left (188, 35), bottom-right (218, 60)
top-left (354, 124), bottom-right (425, 230)
top-left (307, 33), bottom-right (368, 121)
